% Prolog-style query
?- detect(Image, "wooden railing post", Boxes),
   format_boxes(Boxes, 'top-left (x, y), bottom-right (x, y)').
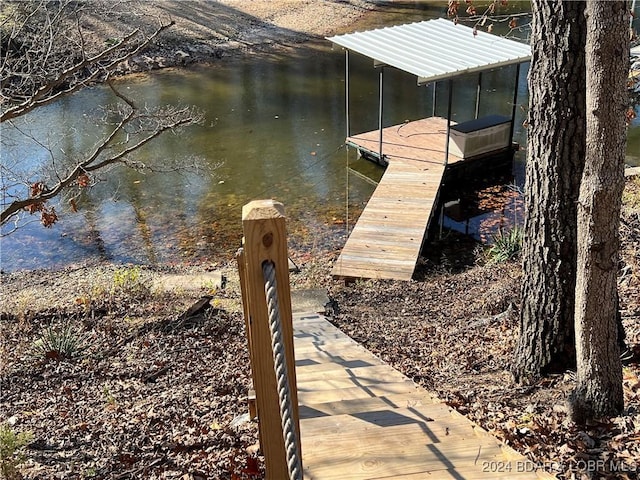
top-left (236, 247), bottom-right (258, 420)
top-left (240, 199), bottom-right (301, 479)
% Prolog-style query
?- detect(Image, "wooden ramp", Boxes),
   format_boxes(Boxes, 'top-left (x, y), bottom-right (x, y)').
top-left (333, 117), bottom-right (462, 281)
top-left (295, 313), bottom-right (555, 480)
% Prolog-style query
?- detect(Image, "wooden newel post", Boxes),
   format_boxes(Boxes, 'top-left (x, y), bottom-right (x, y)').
top-left (240, 199), bottom-right (302, 479)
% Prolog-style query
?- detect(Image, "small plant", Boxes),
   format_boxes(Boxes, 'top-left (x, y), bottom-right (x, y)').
top-left (201, 279), bottom-right (219, 295)
top-left (83, 467), bottom-right (97, 478)
top-left (486, 226), bottom-right (523, 264)
top-left (112, 266), bottom-right (140, 291)
top-left (0, 423), bottom-right (32, 480)
top-left (102, 386), bottom-right (117, 408)
top-left (31, 321), bottom-right (86, 361)
top-left (111, 266), bottom-right (148, 297)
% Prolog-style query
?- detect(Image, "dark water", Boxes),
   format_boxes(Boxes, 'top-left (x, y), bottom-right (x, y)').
top-left (1, 1), bottom-right (639, 271)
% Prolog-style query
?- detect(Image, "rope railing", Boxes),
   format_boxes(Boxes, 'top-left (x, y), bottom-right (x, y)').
top-left (263, 261), bottom-right (303, 480)
top-left (238, 199), bottom-right (302, 480)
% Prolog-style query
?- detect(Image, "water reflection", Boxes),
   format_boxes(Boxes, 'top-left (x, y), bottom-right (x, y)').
top-left (1, 46), bottom-right (377, 270)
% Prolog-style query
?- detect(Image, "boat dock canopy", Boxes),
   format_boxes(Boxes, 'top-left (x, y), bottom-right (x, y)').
top-left (328, 18), bottom-right (530, 281)
top-left (327, 18), bottom-right (531, 84)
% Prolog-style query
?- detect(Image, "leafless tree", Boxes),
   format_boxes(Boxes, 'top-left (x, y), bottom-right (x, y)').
top-left (1, 0), bottom-right (204, 231)
top-left (512, 0), bottom-right (586, 382)
top-left (571, 0), bottom-right (628, 420)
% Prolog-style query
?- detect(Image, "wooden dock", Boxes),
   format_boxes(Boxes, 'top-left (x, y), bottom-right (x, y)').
top-left (333, 117), bottom-right (461, 281)
top-left (295, 313), bottom-right (555, 480)
top-left (346, 117), bottom-right (463, 167)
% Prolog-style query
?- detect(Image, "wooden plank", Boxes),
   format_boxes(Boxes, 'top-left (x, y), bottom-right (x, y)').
top-left (299, 406), bottom-right (483, 437)
top-left (332, 138), bottom-right (445, 280)
top-left (298, 376), bottom-right (416, 392)
top-left (294, 336), bottom-right (360, 348)
top-left (295, 364), bottom-right (408, 383)
top-left (367, 466), bottom-right (557, 480)
top-left (294, 314), bottom-right (554, 480)
top-left (301, 421), bottom-right (494, 455)
top-left (295, 349), bottom-right (383, 366)
top-left (296, 359), bottom-right (384, 373)
top-left (299, 392), bottom-right (440, 419)
top-left (301, 438), bottom-right (543, 480)
top-left (298, 383), bottom-right (422, 405)
top-left (293, 337), bottom-right (363, 351)
top-left (301, 437), bottom-right (508, 480)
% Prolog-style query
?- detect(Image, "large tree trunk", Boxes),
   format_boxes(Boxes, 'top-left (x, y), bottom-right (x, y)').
top-left (513, 0), bottom-right (587, 382)
top-left (571, 0), bottom-right (627, 420)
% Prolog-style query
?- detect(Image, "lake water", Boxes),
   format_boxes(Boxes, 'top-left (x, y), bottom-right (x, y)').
top-left (2, 1), bottom-right (639, 271)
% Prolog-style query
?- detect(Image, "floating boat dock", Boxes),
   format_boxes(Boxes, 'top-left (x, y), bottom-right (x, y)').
top-left (295, 312), bottom-right (555, 479)
top-left (332, 114), bottom-right (516, 280)
top-left (327, 19), bottom-right (531, 281)
top-left (332, 117), bottom-right (461, 280)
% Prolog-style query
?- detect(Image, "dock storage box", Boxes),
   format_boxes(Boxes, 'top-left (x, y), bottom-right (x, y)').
top-left (448, 115), bottom-right (511, 159)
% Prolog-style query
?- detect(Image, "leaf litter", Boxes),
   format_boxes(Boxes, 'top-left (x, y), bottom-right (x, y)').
top-left (0, 179), bottom-right (638, 479)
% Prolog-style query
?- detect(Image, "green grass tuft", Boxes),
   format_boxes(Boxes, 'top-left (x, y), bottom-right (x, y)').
top-left (31, 321), bottom-right (86, 362)
top-left (486, 226), bottom-right (523, 264)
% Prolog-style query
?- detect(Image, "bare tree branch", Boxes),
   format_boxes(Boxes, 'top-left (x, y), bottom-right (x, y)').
top-left (0, 1), bottom-right (206, 232)
top-left (1, 20), bottom-right (175, 122)
top-left (1, 84), bottom-right (203, 226)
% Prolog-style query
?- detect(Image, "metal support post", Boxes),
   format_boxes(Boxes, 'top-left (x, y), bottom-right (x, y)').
top-left (475, 72), bottom-right (483, 119)
top-left (509, 63), bottom-right (521, 145)
top-left (378, 66), bottom-right (384, 162)
top-left (444, 78), bottom-right (453, 166)
top-left (432, 81), bottom-right (437, 117)
top-left (345, 50), bottom-right (350, 139)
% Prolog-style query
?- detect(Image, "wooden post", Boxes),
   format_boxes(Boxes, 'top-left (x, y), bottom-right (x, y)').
top-left (240, 199), bottom-right (301, 479)
top-left (236, 247), bottom-right (259, 423)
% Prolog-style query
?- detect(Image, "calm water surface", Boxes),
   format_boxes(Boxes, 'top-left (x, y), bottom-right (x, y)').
top-left (2, 2), bottom-right (639, 271)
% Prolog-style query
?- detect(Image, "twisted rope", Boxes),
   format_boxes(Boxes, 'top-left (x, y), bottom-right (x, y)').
top-left (263, 261), bottom-right (302, 480)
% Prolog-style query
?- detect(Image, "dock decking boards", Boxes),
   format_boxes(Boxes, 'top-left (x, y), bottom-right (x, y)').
top-left (295, 313), bottom-right (555, 480)
top-left (333, 117), bottom-right (461, 281)
top-left (346, 117), bottom-right (464, 167)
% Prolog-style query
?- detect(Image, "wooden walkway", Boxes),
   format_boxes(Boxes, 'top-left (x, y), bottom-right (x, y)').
top-left (333, 117), bottom-right (462, 281)
top-left (294, 313), bottom-right (555, 480)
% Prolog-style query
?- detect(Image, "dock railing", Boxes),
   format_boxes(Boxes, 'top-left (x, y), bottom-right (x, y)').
top-left (236, 199), bottom-right (302, 480)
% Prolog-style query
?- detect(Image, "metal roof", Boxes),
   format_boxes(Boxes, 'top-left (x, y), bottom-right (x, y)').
top-left (327, 18), bottom-right (531, 85)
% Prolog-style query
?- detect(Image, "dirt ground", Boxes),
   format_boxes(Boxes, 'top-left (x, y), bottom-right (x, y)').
top-left (1, 2), bottom-right (639, 479)
top-left (81, 0), bottom-right (379, 73)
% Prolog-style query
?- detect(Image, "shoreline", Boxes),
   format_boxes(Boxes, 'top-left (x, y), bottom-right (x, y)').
top-left (108, 0), bottom-right (379, 76)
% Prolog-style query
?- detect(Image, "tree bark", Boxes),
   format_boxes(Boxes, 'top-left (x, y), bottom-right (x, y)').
top-left (513, 0), bottom-right (587, 382)
top-left (572, 0), bottom-right (627, 420)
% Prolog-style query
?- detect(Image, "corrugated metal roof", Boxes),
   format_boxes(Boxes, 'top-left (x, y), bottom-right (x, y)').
top-left (327, 18), bottom-right (531, 84)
